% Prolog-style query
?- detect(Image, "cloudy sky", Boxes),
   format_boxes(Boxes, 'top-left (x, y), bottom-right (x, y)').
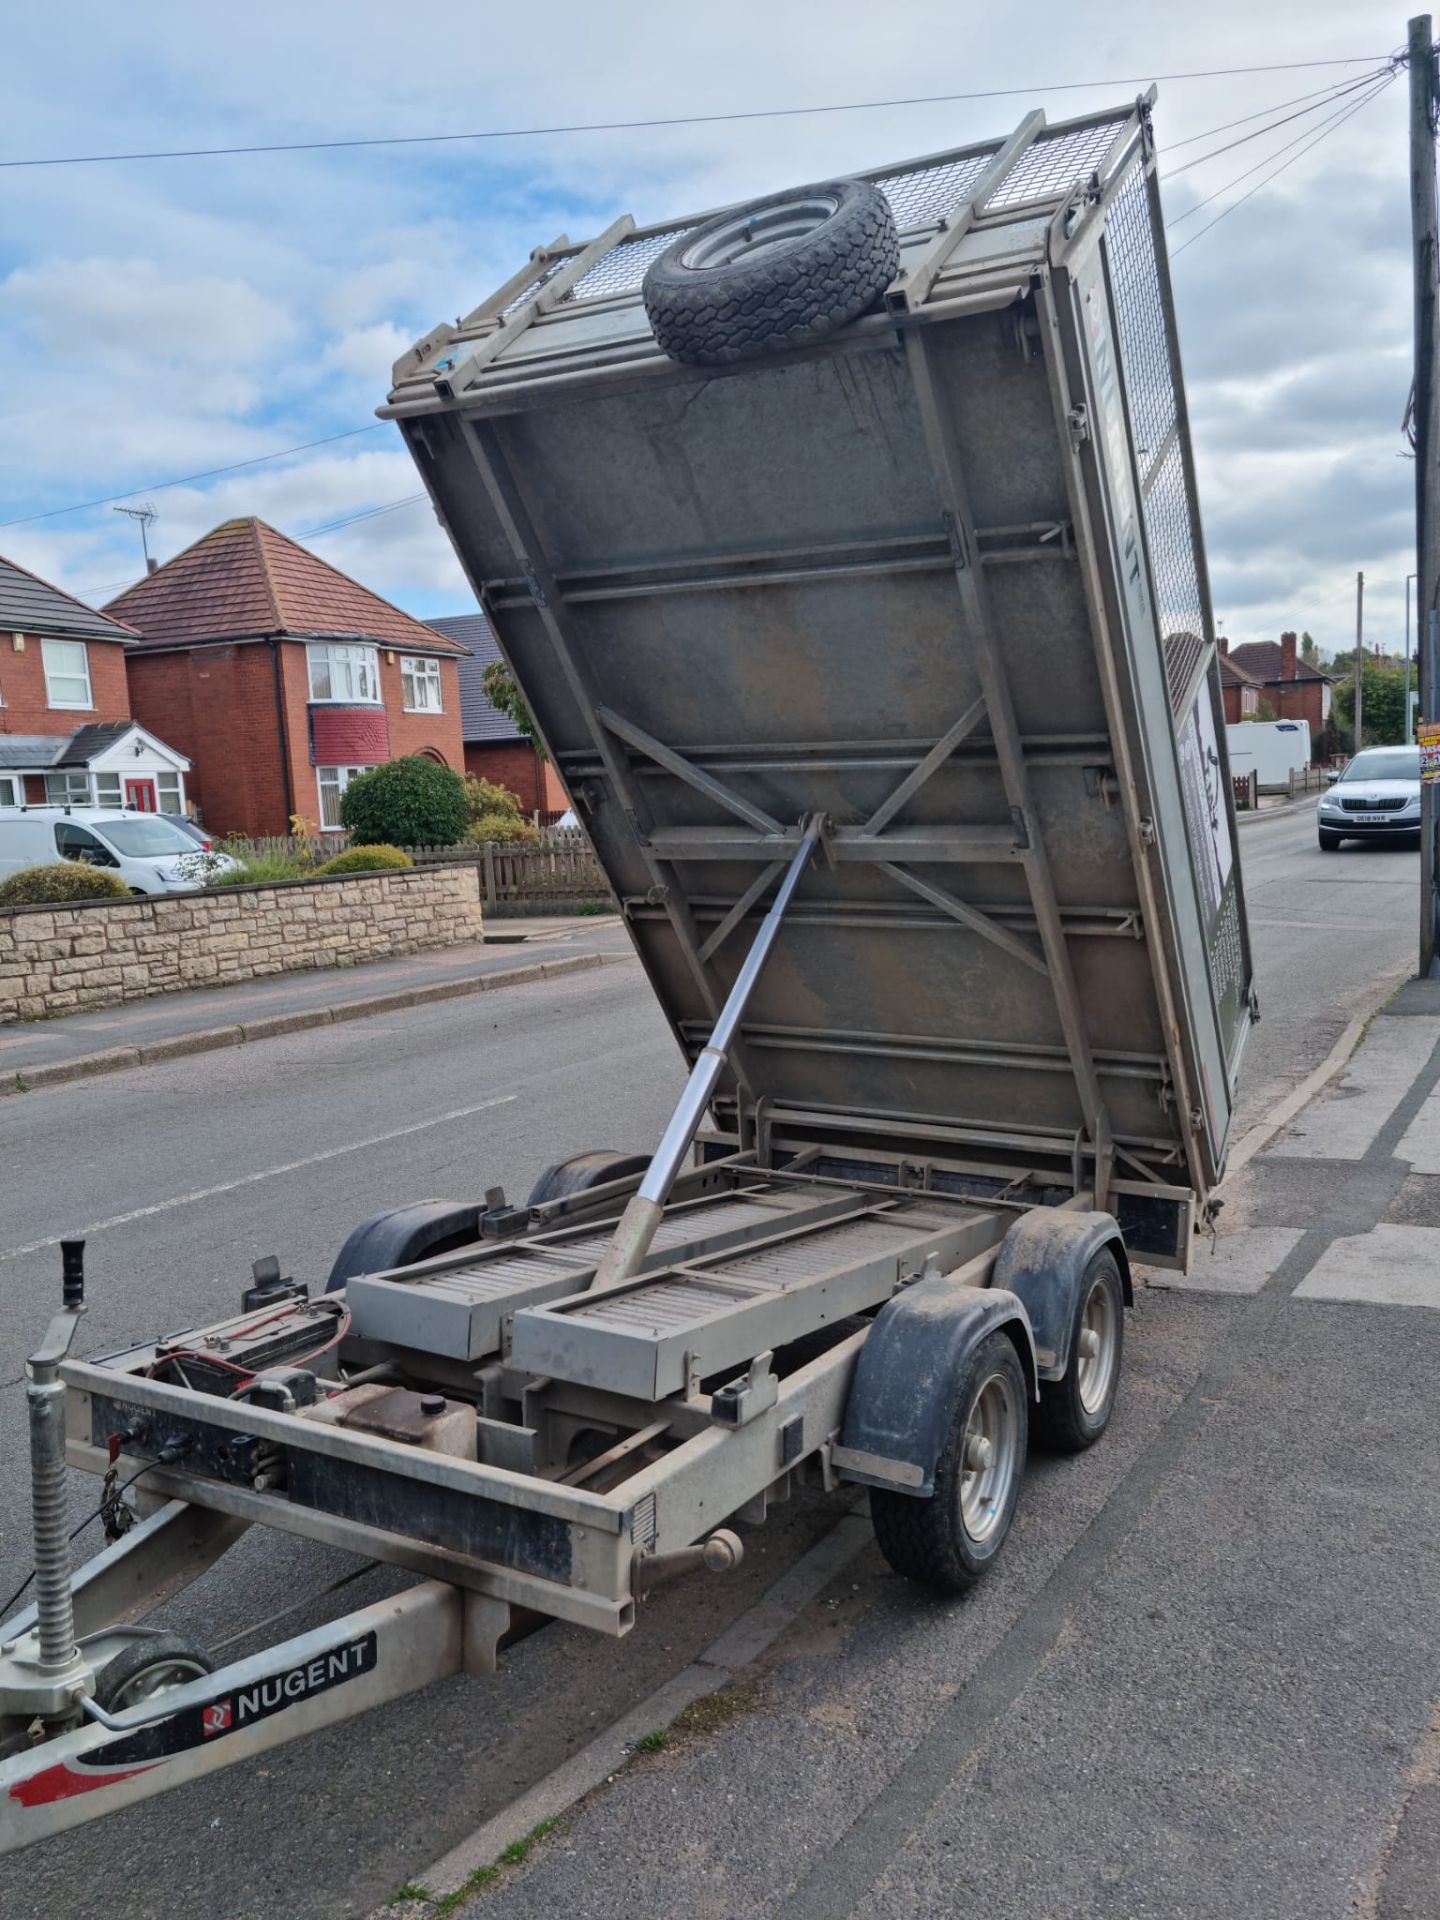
top-left (0, 0), bottom-right (1416, 659)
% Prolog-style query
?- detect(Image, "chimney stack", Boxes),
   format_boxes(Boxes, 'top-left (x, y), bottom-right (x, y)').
top-left (1219, 635), bottom-right (1229, 656)
top-left (145, 556), bottom-right (159, 576)
top-left (1280, 631), bottom-right (1297, 680)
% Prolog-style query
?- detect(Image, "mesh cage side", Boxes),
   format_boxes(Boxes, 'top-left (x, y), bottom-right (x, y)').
top-left (986, 116), bottom-right (1128, 210)
top-left (501, 256), bottom-right (572, 317)
top-left (563, 228), bottom-right (696, 303)
top-left (874, 149), bottom-right (997, 228)
top-left (1105, 155), bottom-right (1206, 711)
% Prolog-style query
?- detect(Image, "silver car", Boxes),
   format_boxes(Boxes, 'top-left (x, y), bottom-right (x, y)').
top-left (1317, 746), bottom-right (1422, 849)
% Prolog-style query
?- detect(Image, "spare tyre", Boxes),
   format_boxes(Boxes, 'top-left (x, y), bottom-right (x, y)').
top-left (642, 179), bottom-right (900, 368)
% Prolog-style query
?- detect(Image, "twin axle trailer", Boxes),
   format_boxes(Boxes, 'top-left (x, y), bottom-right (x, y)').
top-left (1, 94), bottom-right (1252, 1854)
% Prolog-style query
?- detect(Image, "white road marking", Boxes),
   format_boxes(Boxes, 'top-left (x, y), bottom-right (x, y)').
top-left (1397, 1087), bottom-right (1440, 1176)
top-left (0, 1094), bottom-right (517, 1263)
top-left (1294, 1224), bottom-right (1440, 1310)
top-left (1268, 1016), bottom-right (1440, 1163)
top-left (1147, 1226), bottom-right (1305, 1296)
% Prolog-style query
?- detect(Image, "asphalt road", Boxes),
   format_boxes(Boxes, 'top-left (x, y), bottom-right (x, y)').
top-left (0, 802), bottom-right (1423, 1918)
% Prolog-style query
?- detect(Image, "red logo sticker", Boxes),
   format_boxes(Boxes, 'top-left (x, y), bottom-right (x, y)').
top-left (202, 1702), bottom-right (232, 1737)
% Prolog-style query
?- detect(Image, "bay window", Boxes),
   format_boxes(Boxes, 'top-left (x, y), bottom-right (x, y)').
top-left (308, 643), bottom-right (380, 703)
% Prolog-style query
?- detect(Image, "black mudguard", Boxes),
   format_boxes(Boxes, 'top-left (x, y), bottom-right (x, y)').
top-left (991, 1209), bottom-right (1130, 1380)
top-left (324, 1200), bottom-right (484, 1293)
top-left (836, 1280), bottom-right (1038, 1499)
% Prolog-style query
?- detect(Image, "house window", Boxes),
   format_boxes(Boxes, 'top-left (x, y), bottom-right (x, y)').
top-left (308, 643), bottom-right (380, 704)
top-left (156, 772), bottom-right (183, 814)
top-left (1241, 687), bottom-right (1258, 716)
top-left (0, 776), bottom-right (17, 809)
top-left (401, 656), bottom-right (444, 713)
top-left (317, 764), bottom-right (370, 829)
top-left (94, 773), bottom-right (123, 808)
top-left (44, 771), bottom-right (92, 806)
top-left (42, 638), bottom-right (93, 710)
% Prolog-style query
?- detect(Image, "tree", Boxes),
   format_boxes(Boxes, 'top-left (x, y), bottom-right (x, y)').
top-left (481, 661), bottom-right (546, 759)
top-left (1300, 631), bottom-right (1323, 666)
top-left (338, 757), bottom-right (469, 846)
top-left (1330, 659), bottom-right (1408, 750)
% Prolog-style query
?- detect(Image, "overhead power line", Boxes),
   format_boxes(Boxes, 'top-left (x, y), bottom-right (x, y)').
top-left (0, 55), bottom-right (1395, 170)
top-left (1167, 74), bottom-right (1397, 228)
top-left (1162, 65), bottom-right (1395, 177)
top-left (77, 492), bottom-right (432, 598)
top-left (1162, 69), bottom-right (1400, 149)
top-left (1171, 74), bottom-right (1395, 257)
top-left (0, 425), bottom-right (385, 530)
top-left (3, 56), bottom-right (1402, 540)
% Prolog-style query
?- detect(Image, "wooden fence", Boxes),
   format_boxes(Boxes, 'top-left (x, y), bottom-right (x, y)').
top-left (218, 830), bottom-right (611, 917)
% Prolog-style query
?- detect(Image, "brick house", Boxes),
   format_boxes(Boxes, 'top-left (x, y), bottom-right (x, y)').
top-left (108, 519), bottom-right (468, 836)
top-left (1221, 631), bottom-right (1332, 733)
top-left (1218, 644), bottom-right (1265, 725)
top-left (0, 553), bottom-right (191, 812)
top-left (428, 612), bottom-right (568, 818)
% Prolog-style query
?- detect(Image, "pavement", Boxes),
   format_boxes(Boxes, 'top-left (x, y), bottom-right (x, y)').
top-left (0, 807), bottom-right (1433, 1920)
top-left (0, 914), bottom-right (629, 1085)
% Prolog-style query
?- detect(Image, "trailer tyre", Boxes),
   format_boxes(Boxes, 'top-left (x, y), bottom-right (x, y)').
top-left (92, 1632), bottom-right (215, 1713)
top-left (870, 1330), bottom-right (1027, 1594)
top-left (1034, 1248), bottom-right (1125, 1453)
top-left (641, 179), bottom-right (900, 367)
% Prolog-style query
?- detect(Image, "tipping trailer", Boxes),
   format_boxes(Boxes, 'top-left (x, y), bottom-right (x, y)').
top-left (0, 94), bottom-right (1251, 1853)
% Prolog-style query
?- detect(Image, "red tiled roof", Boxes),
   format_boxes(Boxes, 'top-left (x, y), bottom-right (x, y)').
top-left (104, 519), bottom-right (466, 655)
top-left (1228, 640), bottom-right (1330, 684)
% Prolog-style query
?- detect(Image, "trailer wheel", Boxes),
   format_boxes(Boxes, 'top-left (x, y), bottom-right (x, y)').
top-left (1034, 1248), bottom-right (1125, 1454)
top-left (528, 1150), bottom-right (649, 1207)
top-left (870, 1330), bottom-right (1027, 1594)
top-left (325, 1201), bottom-right (483, 1291)
top-left (92, 1632), bottom-right (214, 1713)
top-left (641, 179), bottom-right (900, 367)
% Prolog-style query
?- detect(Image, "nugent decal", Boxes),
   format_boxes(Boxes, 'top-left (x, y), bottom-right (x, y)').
top-left (7, 1632), bottom-right (378, 1807)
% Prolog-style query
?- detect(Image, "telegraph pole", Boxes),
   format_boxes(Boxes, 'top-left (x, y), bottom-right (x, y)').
top-left (1354, 570), bottom-right (1364, 747)
top-left (1410, 14), bottom-right (1440, 975)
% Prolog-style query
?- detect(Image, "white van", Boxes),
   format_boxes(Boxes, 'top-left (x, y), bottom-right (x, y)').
top-left (0, 809), bottom-right (238, 896)
top-left (1224, 718), bottom-right (1312, 791)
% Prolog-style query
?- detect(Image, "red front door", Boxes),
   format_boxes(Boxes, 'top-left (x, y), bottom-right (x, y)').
top-left (124, 778), bottom-right (157, 812)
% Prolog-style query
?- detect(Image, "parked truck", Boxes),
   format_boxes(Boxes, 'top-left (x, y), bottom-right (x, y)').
top-left (0, 92), bottom-right (1252, 1853)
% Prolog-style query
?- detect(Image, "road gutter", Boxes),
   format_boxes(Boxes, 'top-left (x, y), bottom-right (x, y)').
top-left (379, 1506), bottom-right (873, 1915)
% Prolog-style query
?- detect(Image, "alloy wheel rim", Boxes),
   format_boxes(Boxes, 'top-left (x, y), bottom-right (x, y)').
top-left (681, 195), bottom-right (842, 271)
top-left (1076, 1278), bottom-right (1118, 1416)
top-left (959, 1371), bottom-right (1019, 1543)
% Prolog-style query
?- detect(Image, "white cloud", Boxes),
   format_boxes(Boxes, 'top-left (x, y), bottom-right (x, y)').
top-left (0, 0), bottom-right (1419, 653)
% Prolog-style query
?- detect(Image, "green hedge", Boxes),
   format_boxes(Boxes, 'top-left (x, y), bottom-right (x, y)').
top-left (314, 844), bottom-right (414, 876)
top-left (0, 862), bottom-right (132, 907)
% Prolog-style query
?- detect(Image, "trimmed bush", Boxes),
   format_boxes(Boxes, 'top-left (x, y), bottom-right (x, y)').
top-left (462, 774), bottom-right (539, 846)
top-left (466, 812), bottom-right (541, 847)
top-left (0, 862), bottom-right (132, 908)
top-left (315, 844), bottom-right (414, 876)
top-left (339, 757), bottom-right (467, 847)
